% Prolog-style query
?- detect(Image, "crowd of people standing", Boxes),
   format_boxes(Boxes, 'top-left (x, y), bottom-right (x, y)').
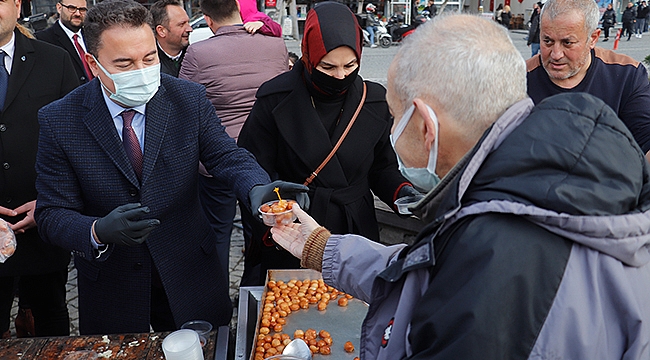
top-left (0, 0), bottom-right (648, 359)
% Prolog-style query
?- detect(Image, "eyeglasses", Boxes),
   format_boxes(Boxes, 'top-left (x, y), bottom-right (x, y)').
top-left (59, 2), bottom-right (88, 13)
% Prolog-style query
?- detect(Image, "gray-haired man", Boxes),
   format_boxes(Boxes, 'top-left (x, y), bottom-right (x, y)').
top-left (271, 13), bottom-right (650, 359)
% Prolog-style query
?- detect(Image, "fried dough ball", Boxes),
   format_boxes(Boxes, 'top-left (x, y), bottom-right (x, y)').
top-left (344, 341), bottom-right (355, 352)
top-left (304, 329), bottom-right (317, 340)
top-left (319, 345), bottom-right (331, 355)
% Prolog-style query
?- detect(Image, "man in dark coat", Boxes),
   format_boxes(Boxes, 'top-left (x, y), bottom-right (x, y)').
top-left (151, 0), bottom-right (192, 77)
top-left (0, 0), bottom-right (79, 338)
top-left (34, 0), bottom-right (305, 335)
top-left (635, 0), bottom-right (649, 37)
top-left (527, 2), bottom-right (541, 56)
top-left (35, 0), bottom-right (92, 85)
top-left (622, 2), bottom-right (636, 39)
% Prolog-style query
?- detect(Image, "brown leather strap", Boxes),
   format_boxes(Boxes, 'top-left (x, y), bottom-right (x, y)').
top-left (304, 82), bottom-right (367, 186)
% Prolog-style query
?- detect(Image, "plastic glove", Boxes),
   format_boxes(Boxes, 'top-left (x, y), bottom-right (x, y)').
top-left (249, 180), bottom-right (310, 216)
top-left (270, 204), bottom-right (320, 259)
top-left (94, 203), bottom-right (160, 247)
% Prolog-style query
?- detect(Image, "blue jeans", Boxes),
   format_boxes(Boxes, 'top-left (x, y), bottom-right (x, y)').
top-left (636, 18), bottom-right (646, 34)
top-left (198, 175), bottom-right (237, 278)
top-left (366, 25), bottom-right (376, 45)
top-left (531, 43), bottom-right (540, 57)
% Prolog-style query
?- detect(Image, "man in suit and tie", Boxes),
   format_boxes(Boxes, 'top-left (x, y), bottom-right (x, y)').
top-left (35, 0), bottom-right (92, 85)
top-left (34, 0), bottom-right (307, 335)
top-left (179, 0), bottom-right (288, 282)
top-left (151, 0), bottom-right (192, 77)
top-left (0, 0), bottom-right (79, 338)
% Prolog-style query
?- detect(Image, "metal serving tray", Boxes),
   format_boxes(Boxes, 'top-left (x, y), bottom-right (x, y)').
top-left (241, 269), bottom-right (369, 360)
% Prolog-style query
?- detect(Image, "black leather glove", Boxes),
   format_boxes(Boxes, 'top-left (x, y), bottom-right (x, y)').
top-left (397, 185), bottom-right (423, 200)
top-left (395, 185), bottom-right (424, 215)
top-left (249, 180), bottom-right (310, 216)
top-left (94, 203), bottom-right (160, 247)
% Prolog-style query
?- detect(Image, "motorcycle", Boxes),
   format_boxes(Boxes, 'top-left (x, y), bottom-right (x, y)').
top-left (362, 22), bottom-right (392, 48)
top-left (385, 12), bottom-right (430, 44)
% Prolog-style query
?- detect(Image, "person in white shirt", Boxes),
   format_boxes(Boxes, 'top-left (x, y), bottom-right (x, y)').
top-left (36, 0), bottom-right (93, 85)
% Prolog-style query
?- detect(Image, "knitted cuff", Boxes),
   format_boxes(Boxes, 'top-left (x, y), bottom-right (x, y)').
top-left (300, 226), bottom-right (331, 272)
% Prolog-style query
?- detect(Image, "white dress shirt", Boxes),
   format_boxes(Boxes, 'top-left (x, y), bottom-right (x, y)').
top-left (0, 32), bottom-right (16, 74)
top-left (58, 20), bottom-right (87, 57)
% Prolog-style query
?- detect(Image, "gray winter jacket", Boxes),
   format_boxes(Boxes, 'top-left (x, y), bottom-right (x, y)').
top-left (320, 93), bottom-right (650, 359)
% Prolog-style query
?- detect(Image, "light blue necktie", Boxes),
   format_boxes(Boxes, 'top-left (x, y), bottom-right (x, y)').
top-left (0, 50), bottom-right (8, 111)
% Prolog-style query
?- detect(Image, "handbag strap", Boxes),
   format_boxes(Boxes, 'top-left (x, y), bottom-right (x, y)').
top-left (303, 82), bottom-right (367, 186)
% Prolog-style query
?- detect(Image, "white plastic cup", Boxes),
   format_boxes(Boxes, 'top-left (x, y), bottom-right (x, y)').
top-left (162, 329), bottom-right (204, 360)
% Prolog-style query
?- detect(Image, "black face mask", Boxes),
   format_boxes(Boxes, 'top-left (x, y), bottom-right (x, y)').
top-left (310, 67), bottom-right (359, 97)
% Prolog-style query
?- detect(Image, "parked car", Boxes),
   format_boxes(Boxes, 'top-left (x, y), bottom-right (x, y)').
top-left (189, 14), bottom-right (213, 44)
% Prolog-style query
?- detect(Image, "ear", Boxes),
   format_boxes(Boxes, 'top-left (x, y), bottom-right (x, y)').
top-left (204, 14), bottom-right (217, 33)
top-left (14, 0), bottom-right (22, 16)
top-left (413, 98), bottom-right (437, 152)
top-left (155, 24), bottom-right (167, 38)
top-left (85, 53), bottom-right (100, 77)
top-left (589, 28), bottom-right (600, 48)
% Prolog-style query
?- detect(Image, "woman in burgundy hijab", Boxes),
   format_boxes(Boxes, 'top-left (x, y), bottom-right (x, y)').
top-left (238, 1), bottom-right (419, 285)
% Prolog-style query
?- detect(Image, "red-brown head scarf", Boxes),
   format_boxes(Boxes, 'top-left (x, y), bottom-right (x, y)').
top-left (301, 2), bottom-right (363, 73)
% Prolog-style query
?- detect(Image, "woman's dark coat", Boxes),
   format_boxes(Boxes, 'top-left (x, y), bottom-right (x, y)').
top-left (238, 62), bottom-right (408, 283)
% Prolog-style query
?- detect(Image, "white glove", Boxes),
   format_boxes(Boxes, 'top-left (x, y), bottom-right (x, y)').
top-left (270, 204), bottom-right (320, 259)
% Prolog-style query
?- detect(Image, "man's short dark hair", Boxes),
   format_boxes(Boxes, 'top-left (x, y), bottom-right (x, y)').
top-left (84, 0), bottom-right (154, 56)
top-left (200, 0), bottom-right (238, 23)
top-left (151, 0), bottom-right (183, 28)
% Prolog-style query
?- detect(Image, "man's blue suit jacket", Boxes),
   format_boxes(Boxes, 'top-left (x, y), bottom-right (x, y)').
top-left (34, 74), bottom-right (270, 335)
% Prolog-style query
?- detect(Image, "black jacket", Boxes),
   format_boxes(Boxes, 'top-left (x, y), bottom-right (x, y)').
top-left (527, 12), bottom-right (540, 45)
top-left (601, 8), bottom-right (616, 26)
top-left (623, 7), bottom-right (636, 22)
top-left (0, 29), bottom-right (78, 276)
top-left (238, 62), bottom-right (409, 282)
top-left (404, 93), bottom-right (650, 358)
top-left (501, 11), bottom-right (512, 27)
top-left (35, 21), bottom-right (88, 85)
top-left (158, 44), bottom-right (185, 77)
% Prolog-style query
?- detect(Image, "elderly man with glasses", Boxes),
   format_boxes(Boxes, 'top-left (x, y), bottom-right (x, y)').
top-left (36, 0), bottom-right (92, 85)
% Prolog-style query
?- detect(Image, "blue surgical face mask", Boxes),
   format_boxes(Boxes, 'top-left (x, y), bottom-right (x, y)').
top-left (390, 103), bottom-right (441, 192)
top-left (94, 57), bottom-right (161, 107)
